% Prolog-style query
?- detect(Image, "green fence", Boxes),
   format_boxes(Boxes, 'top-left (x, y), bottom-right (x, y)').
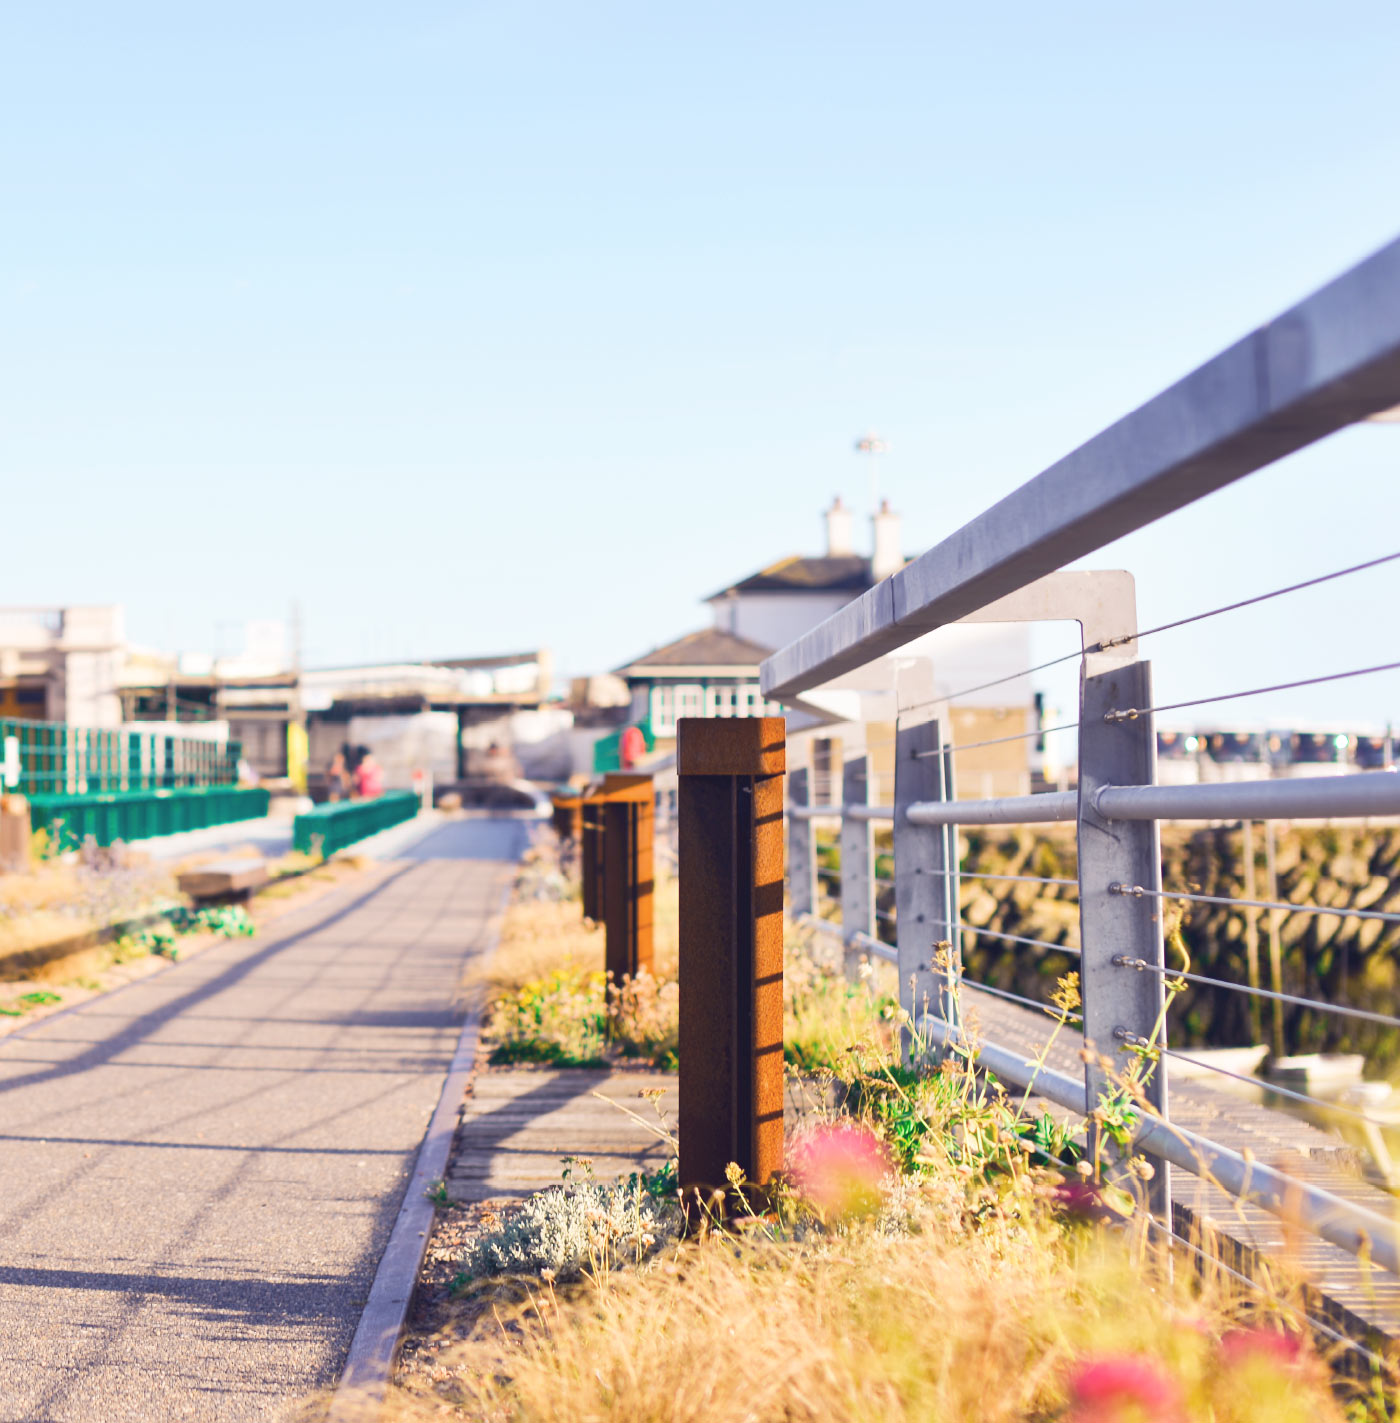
top-left (1, 718), bottom-right (241, 796)
top-left (29, 786), bottom-right (271, 851)
top-left (292, 791), bottom-right (420, 858)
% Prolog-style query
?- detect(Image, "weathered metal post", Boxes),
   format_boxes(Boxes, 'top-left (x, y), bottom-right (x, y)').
top-left (894, 703), bottom-right (957, 1061)
top-left (1078, 659), bottom-right (1169, 1215)
top-left (580, 788), bottom-right (606, 924)
top-left (0, 794), bottom-right (32, 873)
top-left (786, 766), bottom-right (815, 918)
top-left (600, 772), bottom-right (655, 985)
top-left (840, 755), bottom-right (874, 979)
top-left (677, 716), bottom-right (785, 1198)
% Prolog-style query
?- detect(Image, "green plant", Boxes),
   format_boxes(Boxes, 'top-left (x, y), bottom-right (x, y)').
top-left (0, 989), bottom-right (63, 1017)
top-left (488, 964), bottom-right (610, 1067)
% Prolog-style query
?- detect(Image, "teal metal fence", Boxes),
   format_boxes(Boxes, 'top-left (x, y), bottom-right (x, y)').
top-left (1, 718), bottom-right (241, 796)
top-left (292, 791), bottom-right (420, 858)
top-left (29, 786), bottom-right (271, 851)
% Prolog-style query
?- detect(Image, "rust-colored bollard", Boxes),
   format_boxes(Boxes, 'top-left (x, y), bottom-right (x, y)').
top-left (600, 773), bottom-right (655, 985)
top-left (550, 790), bottom-right (583, 846)
top-left (579, 787), bottom-right (606, 924)
top-left (677, 716), bottom-right (785, 1201)
top-left (0, 795), bottom-right (32, 873)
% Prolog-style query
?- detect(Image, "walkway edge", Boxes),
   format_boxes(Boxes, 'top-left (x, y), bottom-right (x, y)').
top-left (326, 875), bottom-right (513, 1422)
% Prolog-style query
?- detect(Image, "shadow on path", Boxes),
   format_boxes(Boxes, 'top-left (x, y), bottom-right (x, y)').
top-left (0, 863), bottom-right (419, 1097)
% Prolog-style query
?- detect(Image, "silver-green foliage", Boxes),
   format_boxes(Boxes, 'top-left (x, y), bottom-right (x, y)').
top-left (457, 1173), bottom-right (681, 1285)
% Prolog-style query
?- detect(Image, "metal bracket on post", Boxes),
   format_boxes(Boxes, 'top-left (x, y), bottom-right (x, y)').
top-left (893, 663), bottom-right (957, 1061)
top-left (840, 755), bottom-right (874, 979)
top-left (1078, 659), bottom-right (1169, 1217)
top-left (677, 716), bottom-right (786, 1200)
top-left (601, 772), bottom-right (655, 987)
top-left (787, 766), bottom-right (816, 918)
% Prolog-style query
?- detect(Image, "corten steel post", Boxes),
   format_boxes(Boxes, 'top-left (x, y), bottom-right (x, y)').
top-left (677, 716), bottom-right (786, 1196)
top-left (600, 772), bottom-right (655, 985)
top-left (551, 791), bottom-right (583, 845)
top-left (580, 788), bottom-right (606, 924)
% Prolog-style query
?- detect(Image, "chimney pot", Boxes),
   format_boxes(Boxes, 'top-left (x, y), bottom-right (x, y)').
top-left (825, 496), bottom-right (854, 557)
top-left (871, 501), bottom-right (902, 581)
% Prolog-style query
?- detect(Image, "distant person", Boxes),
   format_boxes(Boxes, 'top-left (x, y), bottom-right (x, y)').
top-left (353, 751), bottom-right (384, 800)
top-left (326, 750), bottom-right (348, 802)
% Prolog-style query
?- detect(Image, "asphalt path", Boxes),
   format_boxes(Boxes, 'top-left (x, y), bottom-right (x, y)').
top-left (0, 816), bottom-right (528, 1422)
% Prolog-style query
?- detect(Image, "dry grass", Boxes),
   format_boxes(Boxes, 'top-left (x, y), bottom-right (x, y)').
top-left (0, 850), bottom-right (175, 956)
top-left (386, 1176), bottom-right (1377, 1423)
top-left (384, 845), bottom-right (1397, 1422)
top-left (478, 875), bottom-right (679, 1002)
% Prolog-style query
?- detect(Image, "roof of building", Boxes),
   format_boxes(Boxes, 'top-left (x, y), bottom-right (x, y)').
top-left (703, 554), bottom-right (876, 601)
top-left (614, 628), bottom-right (774, 679)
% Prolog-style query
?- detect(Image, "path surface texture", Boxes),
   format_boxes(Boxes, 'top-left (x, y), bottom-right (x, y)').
top-left (0, 817), bottom-right (527, 1423)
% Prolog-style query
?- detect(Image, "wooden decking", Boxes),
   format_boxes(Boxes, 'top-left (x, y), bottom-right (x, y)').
top-left (446, 1068), bottom-right (678, 1203)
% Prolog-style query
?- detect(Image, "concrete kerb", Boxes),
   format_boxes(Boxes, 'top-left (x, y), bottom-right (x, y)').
top-left (325, 874), bottom-right (515, 1423)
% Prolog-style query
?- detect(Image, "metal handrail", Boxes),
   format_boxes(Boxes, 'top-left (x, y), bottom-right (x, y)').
top-left (771, 236), bottom-right (1400, 1290)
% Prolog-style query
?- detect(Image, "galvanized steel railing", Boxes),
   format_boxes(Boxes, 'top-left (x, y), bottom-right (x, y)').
top-left (765, 235), bottom-right (1400, 1286)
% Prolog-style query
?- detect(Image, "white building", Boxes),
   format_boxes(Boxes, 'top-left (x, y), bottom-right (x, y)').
top-left (0, 606), bottom-right (126, 726)
top-left (615, 499), bottom-right (1037, 799)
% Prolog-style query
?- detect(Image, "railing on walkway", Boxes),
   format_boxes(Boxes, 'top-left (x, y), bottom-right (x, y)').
top-left (30, 785), bottom-right (271, 851)
top-left (765, 235), bottom-right (1400, 1280)
top-left (1, 717), bottom-right (241, 796)
top-left (292, 790), bottom-right (421, 858)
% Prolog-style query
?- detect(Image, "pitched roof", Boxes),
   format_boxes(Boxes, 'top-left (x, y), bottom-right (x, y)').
top-left (704, 554), bottom-right (875, 600)
top-left (613, 628), bottom-right (774, 678)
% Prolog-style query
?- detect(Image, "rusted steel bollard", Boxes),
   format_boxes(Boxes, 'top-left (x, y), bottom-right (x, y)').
top-left (580, 787), bottom-right (606, 924)
top-left (677, 716), bottom-right (785, 1198)
top-left (600, 772), bottom-right (655, 984)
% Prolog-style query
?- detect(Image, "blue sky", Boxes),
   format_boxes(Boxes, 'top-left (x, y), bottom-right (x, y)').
top-left (3, 3), bottom-right (1398, 723)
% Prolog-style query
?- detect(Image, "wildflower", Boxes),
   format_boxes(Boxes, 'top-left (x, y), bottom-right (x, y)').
top-left (790, 1124), bottom-right (889, 1222)
top-left (1067, 1354), bottom-right (1184, 1423)
top-left (1219, 1326), bottom-right (1304, 1370)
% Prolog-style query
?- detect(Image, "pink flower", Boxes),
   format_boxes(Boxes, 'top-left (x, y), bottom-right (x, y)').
top-left (1067, 1355), bottom-right (1185, 1423)
top-left (1219, 1327), bottom-right (1304, 1370)
top-left (790, 1124), bottom-right (888, 1221)
top-left (1052, 1179), bottom-right (1116, 1224)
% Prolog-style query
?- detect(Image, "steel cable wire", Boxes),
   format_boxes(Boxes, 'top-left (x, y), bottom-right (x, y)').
top-left (1114, 881), bottom-right (1400, 927)
top-left (1111, 956), bottom-right (1400, 1030)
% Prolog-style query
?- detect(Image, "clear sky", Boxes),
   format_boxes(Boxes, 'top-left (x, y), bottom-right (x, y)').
top-left (3, 3), bottom-right (1397, 725)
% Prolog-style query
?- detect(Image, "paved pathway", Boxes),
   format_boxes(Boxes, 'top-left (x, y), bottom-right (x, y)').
top-left (0, 817), bottom-right (527, 1422)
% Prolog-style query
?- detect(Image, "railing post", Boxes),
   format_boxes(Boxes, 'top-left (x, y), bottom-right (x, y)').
top-left (677, 716), bottom-right (785, 1198)
top-left (601, 772), bottom-right (655, 985)
top-left (840, 755), bottom-right (873, 978)
top-left (786, 767), bottom-right (815, 918)
top-left (1078, 659), bottom-right (1169, 1216)
top-left (894, 706), bottom-right (958, 1061)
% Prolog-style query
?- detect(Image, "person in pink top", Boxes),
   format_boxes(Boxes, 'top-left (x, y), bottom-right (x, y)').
top-left (353, 750), bottom-right (384, 799)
